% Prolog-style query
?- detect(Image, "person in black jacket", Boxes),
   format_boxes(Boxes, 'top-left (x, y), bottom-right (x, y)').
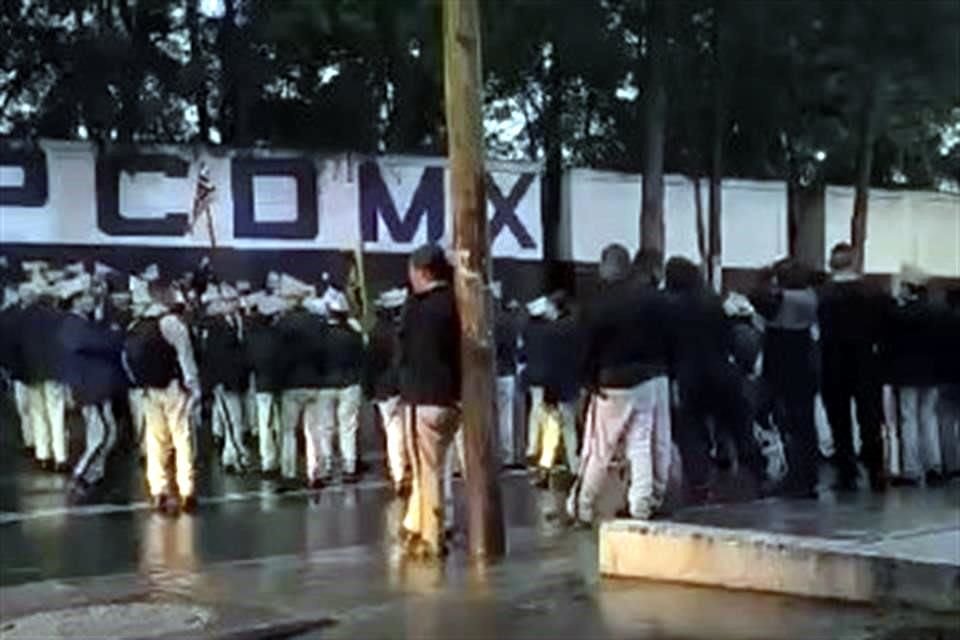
top-left (752, 259), bottom-right (820, 497)
top-left (20, 278), bottom-right (70, 472)
top-left (493, 282), bottom-right (522, 468)
top-left (522, 294), bottom-right (581, 486)
top-left (245, 291), bottom-right (289, 475)
top-left (369, 288), bottom-right (409, 495)
top-left (569, 247), bottom-right (674, 524)
top-left (276, 296), bottom-right (329, 485)
top-left (200, 284), bottom-right (251, 474)
top-left (818, 243), bottom-right (893, 491)
top-left (312, 288), bottom-right (365, 485)
top-left (57, 279), bottom-right (128, 498)
top-left (884, 267), bottom-right (944, 485)
top-left (399, 244), bottom-right (461, 558)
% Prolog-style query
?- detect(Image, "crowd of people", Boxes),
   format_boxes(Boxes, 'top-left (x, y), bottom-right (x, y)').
top-left (1, 240), bottom-right (958, 558)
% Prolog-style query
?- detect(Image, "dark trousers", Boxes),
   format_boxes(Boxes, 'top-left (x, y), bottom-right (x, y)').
top-left (770, 383), bottom-right (818, 491)
top-left (821, 354), bottom-right (884, 483)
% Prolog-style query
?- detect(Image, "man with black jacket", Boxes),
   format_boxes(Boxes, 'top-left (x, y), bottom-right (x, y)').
top-left (200, 284), bottom-right (251, 474)
top-left (399, 245), bottom-right (461, 557)
top-left (368, 289), bottom-right (408, 495)
top-left (124, 282), bottom-right (201, 513)
top-left (276, 296), bottom-right (329, 485)
top-left (818, 243), bottom-right (892, 491)
top-left (569, 246), bottom-right (674, 524)
top-left (245, 291), bottom-right (289, 475)
top-left (57, 278), bottom-right (128, 498)
top-left (312, 288), bottom-right (365, 484)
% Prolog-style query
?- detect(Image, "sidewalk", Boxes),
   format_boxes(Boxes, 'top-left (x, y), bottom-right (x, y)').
top-left (600, 481), bottom-right (960, 612)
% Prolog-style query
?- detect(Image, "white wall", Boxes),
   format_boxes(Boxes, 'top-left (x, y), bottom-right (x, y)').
top-left (825, 186), bottom-right (960, 277)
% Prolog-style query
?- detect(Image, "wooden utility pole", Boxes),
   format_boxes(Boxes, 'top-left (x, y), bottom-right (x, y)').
top-left (443, 0), bottom-right (505, 560)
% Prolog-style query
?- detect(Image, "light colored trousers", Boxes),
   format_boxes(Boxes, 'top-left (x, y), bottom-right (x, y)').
top-left (143, 382), bottom-right (195, 498)
top-left (403, 404), bottom-right (460, 554)
top-left (74, 401), bottom-right (119, 486)
top-left (213, 386), bottom-right (250, 468)
top-left (571, 376), bottom-right (671, 522)
top-left (313, 385), bottom-right (362, 478)
top-left (377, 396), bottom-right (409, 486)
top-left (28, 381), bottom-right (67, 464)
top-left (939, 386), bottom-right (960, 475)
top-left (526, 386), bottom-right (545, 460)
top-left (536, 401), bottom-right (579, 471)
top-left (897, 386), bottom-right (942, 479)
top-left (281, 389), bottom-right (317, 480)
top-left (129, 388), bottom-right (147, 457)
top-left (256, 392), bottom-right (280, 472)
top-left (14, 382), bottom-right (32, 448)
top-left (497, 375), bottom-right (518, 466)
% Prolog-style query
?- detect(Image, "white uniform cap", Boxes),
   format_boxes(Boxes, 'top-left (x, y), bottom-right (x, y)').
top-left (64, 261), bottom-right (86, 276)
top-left (278, 273), bottom-right (316, 299)
top-left (302, 296), bottom-right (328, 316)
top-left (321, 287), bottom-right (350, 314)
top-left (898, 263), bottom-right (928, 287)
top-left (722, 292), bottom-right (755, 318)
top-left (375, 287), bottom-right (408, 310)
top-left (45, 269), bottom-right (66, 283)
top-left (22, 260), bottom-right (49, 274)
top-left (140, 264), bottom-right (160, 283)
top-left (56, 273), bottom-right (92, 301)
top-left (130, 276), bottom-right (152, 306)
top-left (235, 280), bottom-right (252, 294)
top-left (256, 293), bottom-right (291, 316)
top-left (527, 296), bottom-right (559, 320)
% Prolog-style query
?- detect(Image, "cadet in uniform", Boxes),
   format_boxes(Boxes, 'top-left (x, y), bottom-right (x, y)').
top-left (124, 282), bottom-right (201, 513)
top-left (245, 289), bottom-right (289, 476)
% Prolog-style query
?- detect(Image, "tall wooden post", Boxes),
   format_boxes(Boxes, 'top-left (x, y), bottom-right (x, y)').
top-left (443, 0), bottom-right (506, 560)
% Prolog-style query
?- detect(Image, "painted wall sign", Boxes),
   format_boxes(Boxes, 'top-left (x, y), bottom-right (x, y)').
top-left (0, 140), bottom-right (543, 259)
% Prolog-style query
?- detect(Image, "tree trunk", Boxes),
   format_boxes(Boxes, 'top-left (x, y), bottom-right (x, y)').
top-left (542, 58), bottom-right (563, 290)
top-left (187, 0), bottom-right (209, 143)
top-left (641, 0), bottom-right (667, 255)
top-left (851, 90), bottom-right (876, 273)
top-left (442, 0), bottom-right (505, 561)
top-left (707, 0), bottom-right (724, 292)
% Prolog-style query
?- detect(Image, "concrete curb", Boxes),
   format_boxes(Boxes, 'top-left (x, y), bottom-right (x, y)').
top-left (599, 520), bottom-right (960, 613)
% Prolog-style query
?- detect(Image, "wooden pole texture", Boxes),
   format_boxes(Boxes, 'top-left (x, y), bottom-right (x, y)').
top-left (443, 0), bottom-right (505, 560)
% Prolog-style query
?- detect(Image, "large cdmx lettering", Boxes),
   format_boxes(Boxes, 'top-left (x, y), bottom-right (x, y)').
top-left (0, 147), bottom-right (537, 249)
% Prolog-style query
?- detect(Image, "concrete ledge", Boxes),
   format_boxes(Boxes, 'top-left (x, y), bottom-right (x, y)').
top-left (599, 520), bottom-right (960, 612)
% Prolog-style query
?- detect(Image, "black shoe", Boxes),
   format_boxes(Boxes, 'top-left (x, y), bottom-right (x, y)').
top-left (342, 472), bottom-right (360, 485)
top-left (394, 480), bottom-right (412, 499)
top-left (181, 495), bottom-right (198, 513)
top-left (529, 469), bottom-right (549, 489)
top-left (38, 459), bottom-right (54, 472)
top-left (308, 478), bottom-right (326, 491)
top-left (869, 473), bottom-right (887, 494)
top-left (890, 476), bottom-right (920, 487)
top-left (54, 462), bottom-right (70, 474)
top-left (152, 493), bottom-right (172, 513)
top-left (925, 470), bottom-right (946, 486)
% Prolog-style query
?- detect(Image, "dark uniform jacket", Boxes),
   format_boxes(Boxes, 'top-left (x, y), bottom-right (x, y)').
top-left (57, 313), bottom-right (128, 405)
top-left (123, 317), bottom-right (181, 390)
top-left (399, 284), bottom-right (461, 406)
top-left (582, 281), bottom-right (673, 389)
top-left (0, 307), bottom-right (26, 382)
top-left (523, 315), bottom-right (582, 403)
top-left (494, 311), bottom-right (519, 377)
top-left (20, 305), bottom-right (66, 384)
top-left (316, 322), bottom-right (365, 389)
top-left (367, 315), bottom-right (401, 399)
top-left (817, 278), bottom-right (892, 380)
top-left (883, 299), bottom-right (951, 387)
top-left (276, 311), bottom-right (329, 390)
top-left (245, 313), bottom-right (286, 392)
top-left (199, 314), bottom-right (249, 392)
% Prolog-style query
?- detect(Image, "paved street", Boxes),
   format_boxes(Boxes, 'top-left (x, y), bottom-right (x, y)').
top-left (1, 402), bottom-right (959, 639)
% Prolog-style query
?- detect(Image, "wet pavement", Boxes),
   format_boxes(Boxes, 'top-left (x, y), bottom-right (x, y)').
top-left (2, 400), bottom-right (960, 638)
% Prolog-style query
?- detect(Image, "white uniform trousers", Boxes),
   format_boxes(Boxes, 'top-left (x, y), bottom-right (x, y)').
top-left (74, 401), bottom-right (119, 486)
top-left (312, 385), bottom-right (362, 479)
top-left (897, 386), bottom-right (942, 480)
top-left (525, 386), bottom-right (546, 460)
top-left (213, 386), bottom-right (250, 468)
top-left (497, 375), bottom-right (518, 466)
top-left (29, 381), bottom-right (67, 465)
top-left (256, 392), bottom-right (280, 472)
top-left (14, 381), bottom-right (32, 449)
top-left (536, 401), bottom-right (579, 472)
top-left (570, 376), bottom-right (671, 523)
top-left (377, 396), bottom-right (409, 487)
top-left (403, 404), bottom-right (460, 555)
top-left (143, 382), bottom-right (195, 499)
top-left (281, 389), bottom-right (318, 480)
top-left (129, 388), bottom-right (147, 458)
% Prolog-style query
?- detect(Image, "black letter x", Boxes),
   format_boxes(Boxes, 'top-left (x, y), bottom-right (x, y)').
top-left (487, 172), bottom-right (536, 249)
